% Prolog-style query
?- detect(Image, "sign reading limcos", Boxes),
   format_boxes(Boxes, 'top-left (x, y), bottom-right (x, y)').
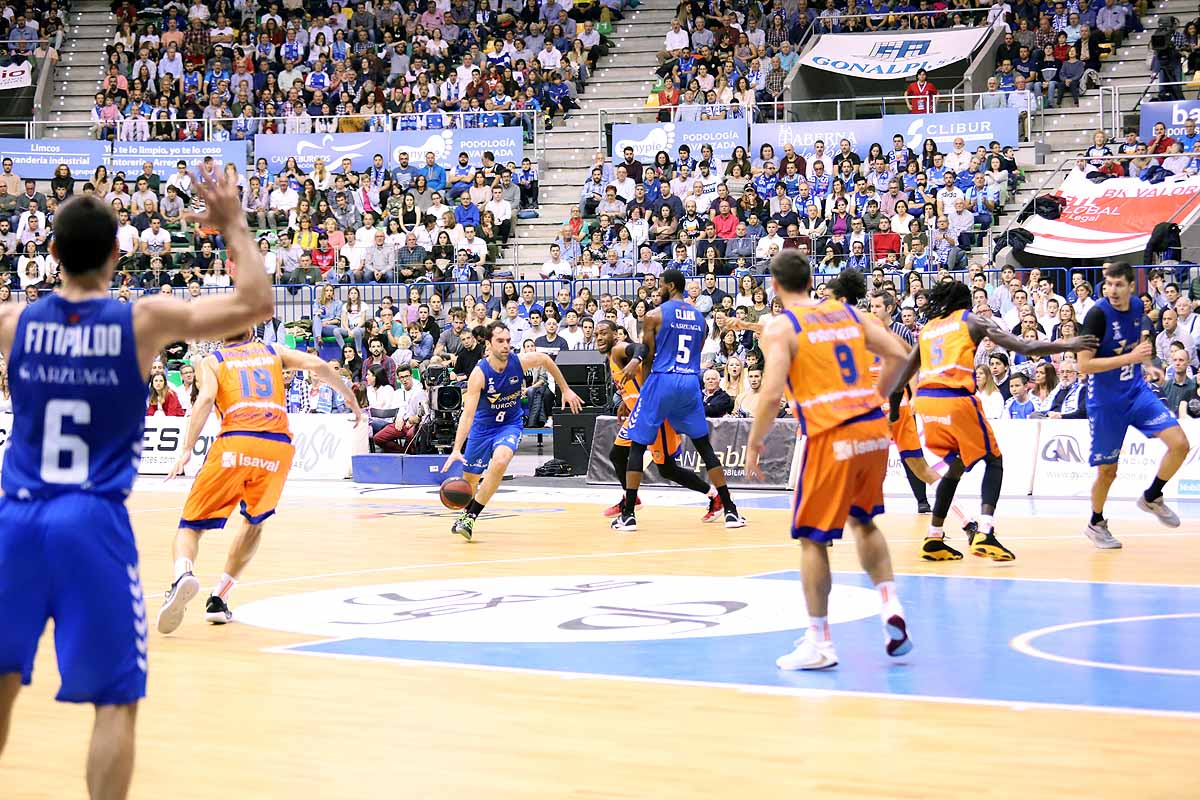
top-left (236, 575), bottom-right (881, 643)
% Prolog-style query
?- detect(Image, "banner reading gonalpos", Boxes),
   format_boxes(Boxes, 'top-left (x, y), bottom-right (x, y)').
top-left (800, 28), bottom-right (989, 79)
top-left (1019, 171), bottom-right (1200, 259)
top-left (4, 139), bottom-right (109, 180)
top-left (610, 119), bottom-right (746, 161)
top-left (255, 128), bottom-right (523, 173)
top-left (110, 140), bottom-right (247, 175)
top-left (751, 109), bottom-right (1018, 161)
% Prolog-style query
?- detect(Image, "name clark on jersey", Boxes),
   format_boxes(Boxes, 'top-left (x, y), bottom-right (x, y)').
top-left (24, 321), bottom-right (122, 357)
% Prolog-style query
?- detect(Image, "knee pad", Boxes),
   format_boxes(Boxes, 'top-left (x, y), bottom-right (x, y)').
top-left (626, 442), bottom-right (647, 473)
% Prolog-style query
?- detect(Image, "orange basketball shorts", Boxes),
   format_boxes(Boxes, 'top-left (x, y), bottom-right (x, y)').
top-left (913, 388), bottom-right (999, 470)
top-left (890, 401), bottom-right (924, 461)
top-left (180, 433), bottom-right (294, 530)
top-left (792, 410), bottom-right (889, 542)
top-left (614, 415), bottom-right (683, 466)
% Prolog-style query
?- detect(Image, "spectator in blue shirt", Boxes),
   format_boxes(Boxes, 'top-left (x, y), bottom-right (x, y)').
top-left (420, 151), bottom-right (447, 190)
top-left (454, 193), bottom-right (481, 228)
top-left (1004, 373), bottom-right (1037, 418)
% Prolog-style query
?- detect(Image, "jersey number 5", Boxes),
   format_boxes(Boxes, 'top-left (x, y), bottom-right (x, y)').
top-left (676, 334), bottom-right (692, 365)
top-left (41, 399), bottom-right (90, 484)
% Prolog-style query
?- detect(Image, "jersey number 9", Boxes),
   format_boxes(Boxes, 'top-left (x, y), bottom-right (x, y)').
top-left (834, 343), bottom-right (858, 384)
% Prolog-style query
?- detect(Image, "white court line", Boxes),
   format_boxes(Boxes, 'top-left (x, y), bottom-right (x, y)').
top-left (238, 532), bottom-right (1200, 590)
top-left (260, 643), bottom-right (1200, 721)
top-left (1011, 613), bottom-right (1200, 677)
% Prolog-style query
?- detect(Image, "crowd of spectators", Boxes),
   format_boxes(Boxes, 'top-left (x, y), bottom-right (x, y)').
top-left (1078, 122), bottom-right (1200, 178)
top-left (91, 0), bottom-right (628, 141)
top-left (0, 4), bottom-right (64, 66)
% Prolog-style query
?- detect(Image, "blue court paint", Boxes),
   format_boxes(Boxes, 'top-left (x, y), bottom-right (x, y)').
top-left (280, 572), bottom-right (1200, 716)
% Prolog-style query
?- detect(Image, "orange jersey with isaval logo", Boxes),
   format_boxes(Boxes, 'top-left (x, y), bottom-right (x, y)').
top-left (780, 300), bottom-right (883, 437)
top-left (917, 310), bottom-right (977, 392)
top-left (210, 340), bottom-right (291, 437)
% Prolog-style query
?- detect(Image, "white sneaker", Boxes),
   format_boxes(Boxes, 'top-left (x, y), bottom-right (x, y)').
top-left (724, 511), bottom-right (747, 529)
top-left (156, 572), bottom-right (200, 635)
top-left (1083, 520), bottom-right (1123, 550)
top-left (776, 636), bottom-right (838, 670)
top-left (1136, 495), bottom-right (1181, 528)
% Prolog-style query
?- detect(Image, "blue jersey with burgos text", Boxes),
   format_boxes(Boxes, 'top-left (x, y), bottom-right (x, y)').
top-left (3, 295), bottom-right (147, 500)
top-left (476, 353), bottom-right (526, 428)
top-left (1086, 296), bottom-right (1147, 405)
top-left (652, 299), bottom-right (705, 375)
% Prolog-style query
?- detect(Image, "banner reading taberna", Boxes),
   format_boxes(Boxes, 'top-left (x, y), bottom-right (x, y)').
top-left (800, 28), bottom-right (989, 79)
top-left (4, 139), bottom-right (110, 180)
top-left (751, 109), bottom-right (1019, 161)
top-left (110, 140), bottom-right (248, 175)
top-left (610, 119), bottom-right (747, 162)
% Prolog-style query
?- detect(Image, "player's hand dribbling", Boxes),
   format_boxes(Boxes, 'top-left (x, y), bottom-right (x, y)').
top-left (164, 452), bottom-right (190, 481)
top-left (562, 388), bottom-right (584, 413)
top-left (441, 451), bottom-right (466, 472)
top-left (746, 443), bottom-right (765, 482)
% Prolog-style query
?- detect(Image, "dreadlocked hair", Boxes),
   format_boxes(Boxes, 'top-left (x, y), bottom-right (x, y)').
top-left (829, 268), bottom-right (867, 305)
top-left (924, 280), bottom-right (972, 321)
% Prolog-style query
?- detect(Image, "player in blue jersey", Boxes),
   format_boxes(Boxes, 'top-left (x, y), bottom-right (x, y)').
top-left (0, 168), bottom-right (273, 799)
top-left (442, 321), bottom-right (583, 541)
top-left (1078, 261), bottom-right (1191, 549)
top-left (612, 269), bottom-right (746, 531)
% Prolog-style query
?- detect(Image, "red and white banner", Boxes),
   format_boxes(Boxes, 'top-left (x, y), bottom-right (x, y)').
top-left (1021, 171), bottom-right (1200, 259)
top-left (0, 62), bottom-right (32, 91)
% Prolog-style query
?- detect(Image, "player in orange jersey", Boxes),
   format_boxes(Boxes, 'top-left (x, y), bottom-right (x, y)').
top-left (155, 333), bottom-right (362, 633)
top-left (595, 320), bottom-right (722, 522)
top-left (888, 280), bottom-right (1096, 562)
top-left (747, 251), bottom-right (912, 670)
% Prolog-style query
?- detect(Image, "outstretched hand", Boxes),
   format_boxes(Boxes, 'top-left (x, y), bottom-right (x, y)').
top-left (183, 162), bottom-right (247, 232)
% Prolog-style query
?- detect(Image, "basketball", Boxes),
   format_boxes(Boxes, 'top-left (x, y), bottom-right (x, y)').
top-left (439, 477), bottom-right (473, 510)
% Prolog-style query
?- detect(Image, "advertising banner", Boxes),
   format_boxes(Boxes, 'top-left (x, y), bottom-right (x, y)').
top-left (137, 413), bottom-right (368, 480)
top-left (586, 415), bottom-right (799, 490)
top-left (882, 418), bottom-right (1039, 498)
top-left (254, 131), bottom-right (390, 173)
top-left (110, 140), bottom-right (248, 176)
top-left (4, 138), bottom-right (110, 180)
top-left (1033, 418), bottom-right (1200, 500)
top-left (388, 126), bottom-right (523, 167)
top-left (1138, 99), bottom-right (1200, 141)
top-left (799, 29), bottom-right (989, 79)
top-left (0, 61), bottom-right (33, 91)
top-left (610, 119), bottom-right (747, 162)
top-left (751, 109), bottom-right (1019, 161)
top-left (1019, 171), bottom-right (1200, 259)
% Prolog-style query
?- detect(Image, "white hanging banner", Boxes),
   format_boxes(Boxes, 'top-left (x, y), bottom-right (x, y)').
top-left (800, 29), bottom-right (988, 79)
top-left (0, 61), bottom-right (32, 91)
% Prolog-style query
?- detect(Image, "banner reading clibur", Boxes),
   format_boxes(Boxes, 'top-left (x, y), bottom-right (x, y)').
top-left (800, 28), bottom-right (989, 79)
top-left (4, 139), bottom-right (110, 180)
top-left (610, 119), bottom-right (746, 162)
top-left (1019, 171), bottom-right (1200, 259)
top-left (111, 141), bottom-right (247, 176)
top-left (254, 128), bottom-right (524, 173)
top-left (751, 109), bottom-right (1019, 161)
top-left (586, 415), bottom-right (798, 490)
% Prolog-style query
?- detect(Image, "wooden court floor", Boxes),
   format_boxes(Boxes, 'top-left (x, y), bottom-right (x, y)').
top-left (3, 483), bottom-right (1200, 800)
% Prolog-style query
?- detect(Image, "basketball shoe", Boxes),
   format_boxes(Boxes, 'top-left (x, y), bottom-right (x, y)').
top-left (156, 572), bottom-right (200, 635)
top-left (776, 636), bottom-right (838, 670)
top-left (452, 512), bottom-right (475, 541)
top-left (205, 595), bottom-right (233, 625)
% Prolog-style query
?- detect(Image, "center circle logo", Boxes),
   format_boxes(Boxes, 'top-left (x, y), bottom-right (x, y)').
top-left (236, 574), bottom-right (881, 643)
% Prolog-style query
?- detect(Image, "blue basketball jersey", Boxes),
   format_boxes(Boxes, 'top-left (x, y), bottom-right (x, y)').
top-left (4, 295), bottom-right (147, 500)
top-left (652, 299), bottom-right (705, 375)
top-left (475, 353), bottom-right (526, 429)
top-left (1086, 296), bottom-right (1147, 406)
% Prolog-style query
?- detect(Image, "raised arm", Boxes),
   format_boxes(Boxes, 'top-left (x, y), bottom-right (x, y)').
top-left (133, 163), bottom-right (274, 375)
top-left (280, 347), bottom-right (363, 427)
top-left (520, 351), bottom-right (583, 412)
top-left (968, 314), bottom-right (1098, 360)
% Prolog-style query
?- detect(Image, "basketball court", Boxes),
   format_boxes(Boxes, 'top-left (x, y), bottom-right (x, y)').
top-left (5, 478), bottom-right (1199, 799)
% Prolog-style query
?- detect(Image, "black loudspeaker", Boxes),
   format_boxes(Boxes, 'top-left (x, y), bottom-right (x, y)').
top-left (552, 410), bottom-right (604, 474)
top-left (554, 350), bottom-right (611, 408)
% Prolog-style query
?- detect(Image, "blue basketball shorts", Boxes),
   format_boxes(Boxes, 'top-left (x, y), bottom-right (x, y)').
top-left (626, 372), bottom-right (710, 446)
top-left (464, 423), bottom-right (524, 475)
top-left (0, 493), bottom-right (148, 705)
top-left (1088, 385), bottom-right (1180, 466)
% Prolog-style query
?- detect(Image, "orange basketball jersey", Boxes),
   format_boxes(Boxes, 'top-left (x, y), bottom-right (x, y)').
top-left (781, 300), bottom-right (883, 437)
top-left (610, 350), bottom-right (641, 412)
top-left (917, 310), bottom-right (977, 392)
top-left (210, 340), bottom-right (291, 437)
